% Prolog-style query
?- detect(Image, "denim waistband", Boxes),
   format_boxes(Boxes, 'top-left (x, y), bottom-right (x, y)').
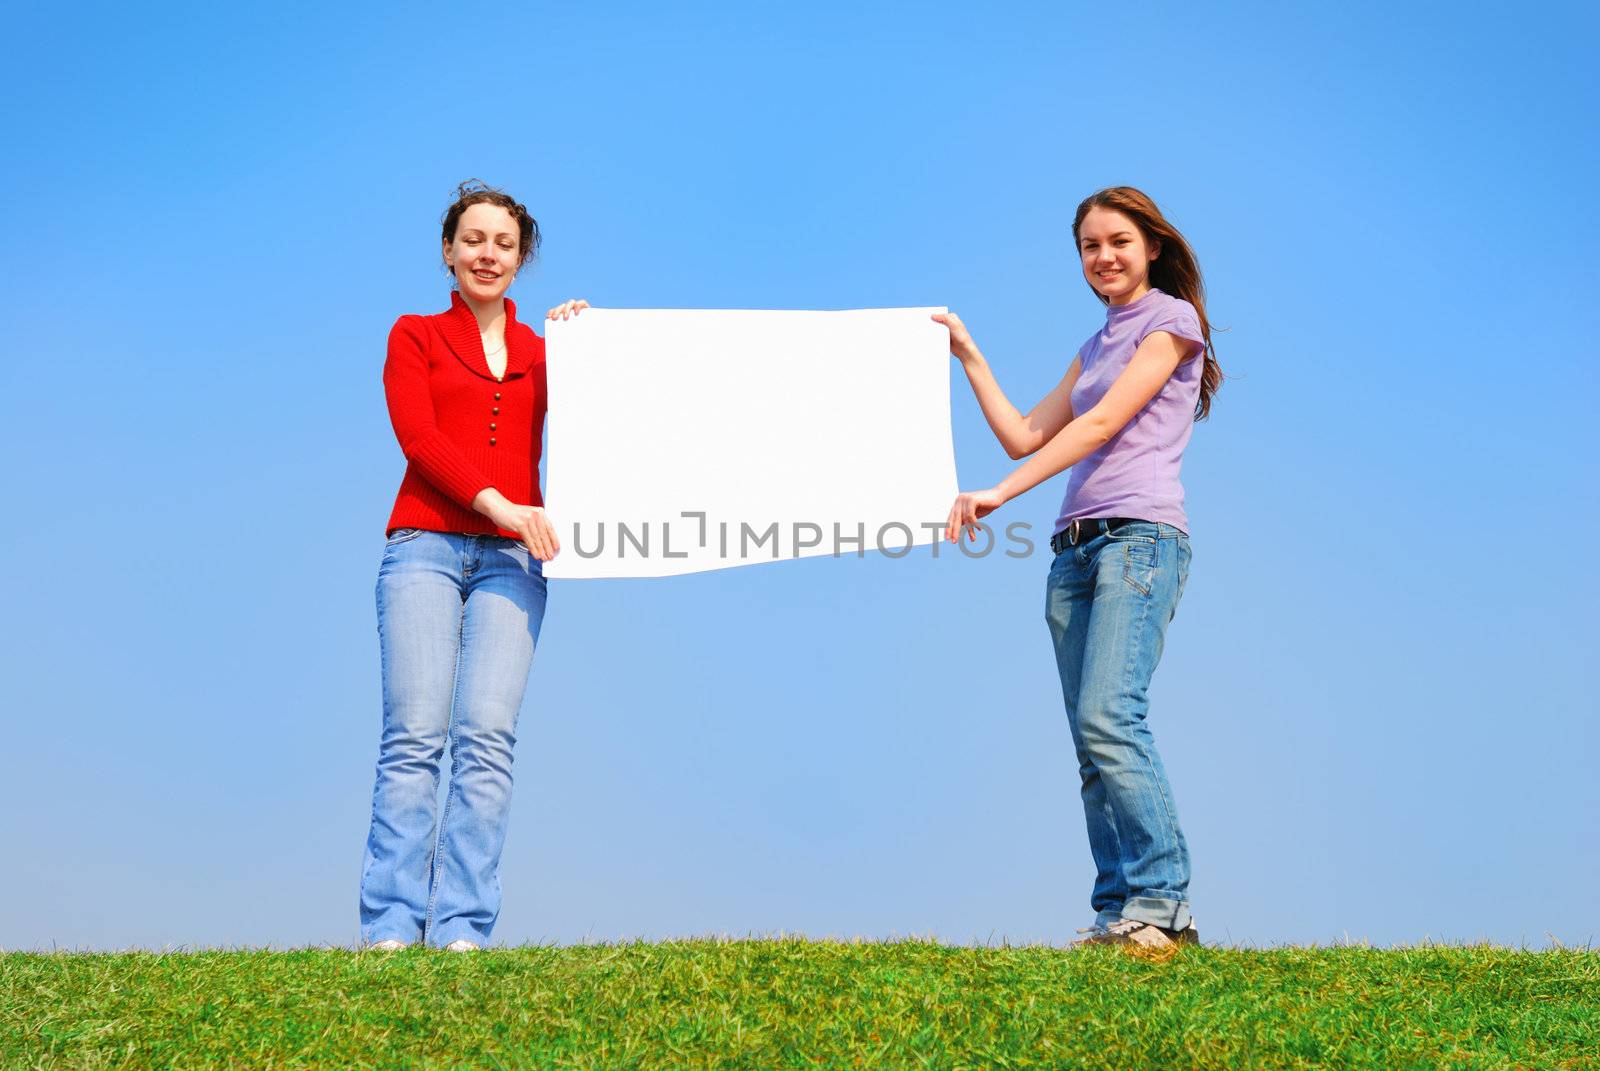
top-left (1053, 519), bottom-right (1187, 541)
top-left (388, 527), bottom-right (526, 546)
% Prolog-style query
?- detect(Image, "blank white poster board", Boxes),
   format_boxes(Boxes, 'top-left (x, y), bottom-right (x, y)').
top-left (542, 308), bottom-right (957, 579)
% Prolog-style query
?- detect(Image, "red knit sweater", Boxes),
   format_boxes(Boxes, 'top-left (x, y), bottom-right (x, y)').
top-left (383, 292), bottom-right (547, 538)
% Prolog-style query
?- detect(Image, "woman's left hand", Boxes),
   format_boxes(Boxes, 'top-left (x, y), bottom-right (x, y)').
top-left (547, 298), bottom-right (590, 321)
top-left (945, 487), bottom-right (1007, 543)
top-left (931, 311), bottom-right (978, 364)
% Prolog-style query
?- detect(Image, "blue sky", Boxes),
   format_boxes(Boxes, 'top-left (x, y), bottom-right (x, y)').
top-left (1, 1), bottom-right (1595, 950)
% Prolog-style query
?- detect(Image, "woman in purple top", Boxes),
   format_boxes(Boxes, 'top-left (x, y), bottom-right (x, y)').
top-left (937, 187), bottom-right (1222, 951)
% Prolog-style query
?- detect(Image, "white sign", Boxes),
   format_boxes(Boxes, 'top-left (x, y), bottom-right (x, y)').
top-left (542, 308), bottom-right (958, 578)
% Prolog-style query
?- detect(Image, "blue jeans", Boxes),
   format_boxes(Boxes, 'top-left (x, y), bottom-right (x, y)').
top-left (1044, 520), bottom-right (1192, 931)
top-left (360, 529), bottom-right (547, 948)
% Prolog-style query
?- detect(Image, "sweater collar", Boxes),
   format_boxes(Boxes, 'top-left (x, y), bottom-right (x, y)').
top-left (437, 290), bottom-right (538, 381)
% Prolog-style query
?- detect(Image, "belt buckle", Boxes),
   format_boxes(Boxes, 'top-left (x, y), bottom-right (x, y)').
top-left (1067, 519), bottom-right (1083, 546)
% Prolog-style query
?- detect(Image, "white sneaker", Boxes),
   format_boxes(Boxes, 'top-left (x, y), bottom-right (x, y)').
top-left (367, 939), bottom-right (409, 952)
top-left (444, 939), bottom-right (479, 952)
top-left (1075, 918), bottom-right (1200, 949)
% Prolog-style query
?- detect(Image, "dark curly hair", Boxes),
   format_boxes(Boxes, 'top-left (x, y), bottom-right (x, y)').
top-left (440, 179), bottom-right (541, 276)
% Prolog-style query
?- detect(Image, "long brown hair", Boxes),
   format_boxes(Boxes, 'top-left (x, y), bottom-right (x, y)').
top-left (1073, 187), bottom-right (1222, 420)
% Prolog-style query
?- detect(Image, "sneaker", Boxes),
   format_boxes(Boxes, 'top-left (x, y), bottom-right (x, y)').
top-left (366, 939), bottom-right (410, 952)
top-left (444, 939), bottom-right (479, 952)
top-left (1075, 918), bottom-right (1200, 950)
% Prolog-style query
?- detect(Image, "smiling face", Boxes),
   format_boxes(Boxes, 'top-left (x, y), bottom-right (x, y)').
top-left (443, 202), bottom-right (522, 304)
top-left (1077, 206), bottom-right (1161, 305)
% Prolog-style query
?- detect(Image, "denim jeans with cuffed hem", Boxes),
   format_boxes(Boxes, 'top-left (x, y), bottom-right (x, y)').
top-left (1045, 520), bottom-right (1192, 932)
top-left (359, 529), bottom-right (547, 949)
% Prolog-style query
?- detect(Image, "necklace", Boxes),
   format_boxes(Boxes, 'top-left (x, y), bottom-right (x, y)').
top-left (484, 339), bottom-right (507, 383)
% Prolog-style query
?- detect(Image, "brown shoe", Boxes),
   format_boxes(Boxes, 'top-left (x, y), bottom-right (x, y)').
top-left (1076, 918), bottom-right (1200, 949)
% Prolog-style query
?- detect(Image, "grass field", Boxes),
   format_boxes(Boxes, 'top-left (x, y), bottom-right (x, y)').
top-left (4, 940), bottom-right (1595, 1069)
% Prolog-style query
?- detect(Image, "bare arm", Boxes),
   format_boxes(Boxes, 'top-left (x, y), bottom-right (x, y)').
top-left (961, 349), bottom-right (1082, 459)
top-left (471, 488), bottom-right (561, 561)
top-left (945, 330), bottom-right (1194, 540)
top-left (933, 312), bottom-right (1081, 459)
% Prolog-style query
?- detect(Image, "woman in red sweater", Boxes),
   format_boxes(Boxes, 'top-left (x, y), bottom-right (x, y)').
top-left (359, 181), bottom-right (577, 952)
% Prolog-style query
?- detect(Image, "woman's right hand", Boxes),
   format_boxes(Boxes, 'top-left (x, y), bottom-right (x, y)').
top-left (501, 504), bottom-right (560, 561)
top-left (474, 488), bottom-right (562, 560)
top-left (547, 298), bottom-right (590, 321)
top-left (931, 311), bottom-right (977, 363)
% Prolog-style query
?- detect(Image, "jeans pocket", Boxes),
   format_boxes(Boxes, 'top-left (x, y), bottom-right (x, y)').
top-left (385, 527), bottom-right (426, 546)
top-left (1122, 539), bottom-right (1157, 595)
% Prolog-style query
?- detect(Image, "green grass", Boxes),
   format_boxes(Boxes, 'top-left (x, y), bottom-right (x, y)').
top-left (4, 940), bottom-right (1595, 1069)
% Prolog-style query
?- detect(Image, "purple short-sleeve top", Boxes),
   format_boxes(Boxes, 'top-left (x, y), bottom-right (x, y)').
top-left (1054, 287), bottom-right (1206, 535)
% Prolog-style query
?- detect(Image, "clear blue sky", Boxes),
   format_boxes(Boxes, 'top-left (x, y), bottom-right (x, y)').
top-left (2, 1), bottom-right (1595, 951)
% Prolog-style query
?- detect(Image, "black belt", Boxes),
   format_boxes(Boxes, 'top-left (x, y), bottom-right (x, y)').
top-left (1051, 518), bottom-right (1141, 553)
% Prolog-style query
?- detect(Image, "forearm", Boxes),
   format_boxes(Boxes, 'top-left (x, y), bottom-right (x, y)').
top-left (956, 343), bottom-right (1031, 458)
top-left (472, 486), bottom-right (514, 525)
top-left (472, 487), bottom-right (558, 558)
top-left (995, 414), bottom-right (1111, 503)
